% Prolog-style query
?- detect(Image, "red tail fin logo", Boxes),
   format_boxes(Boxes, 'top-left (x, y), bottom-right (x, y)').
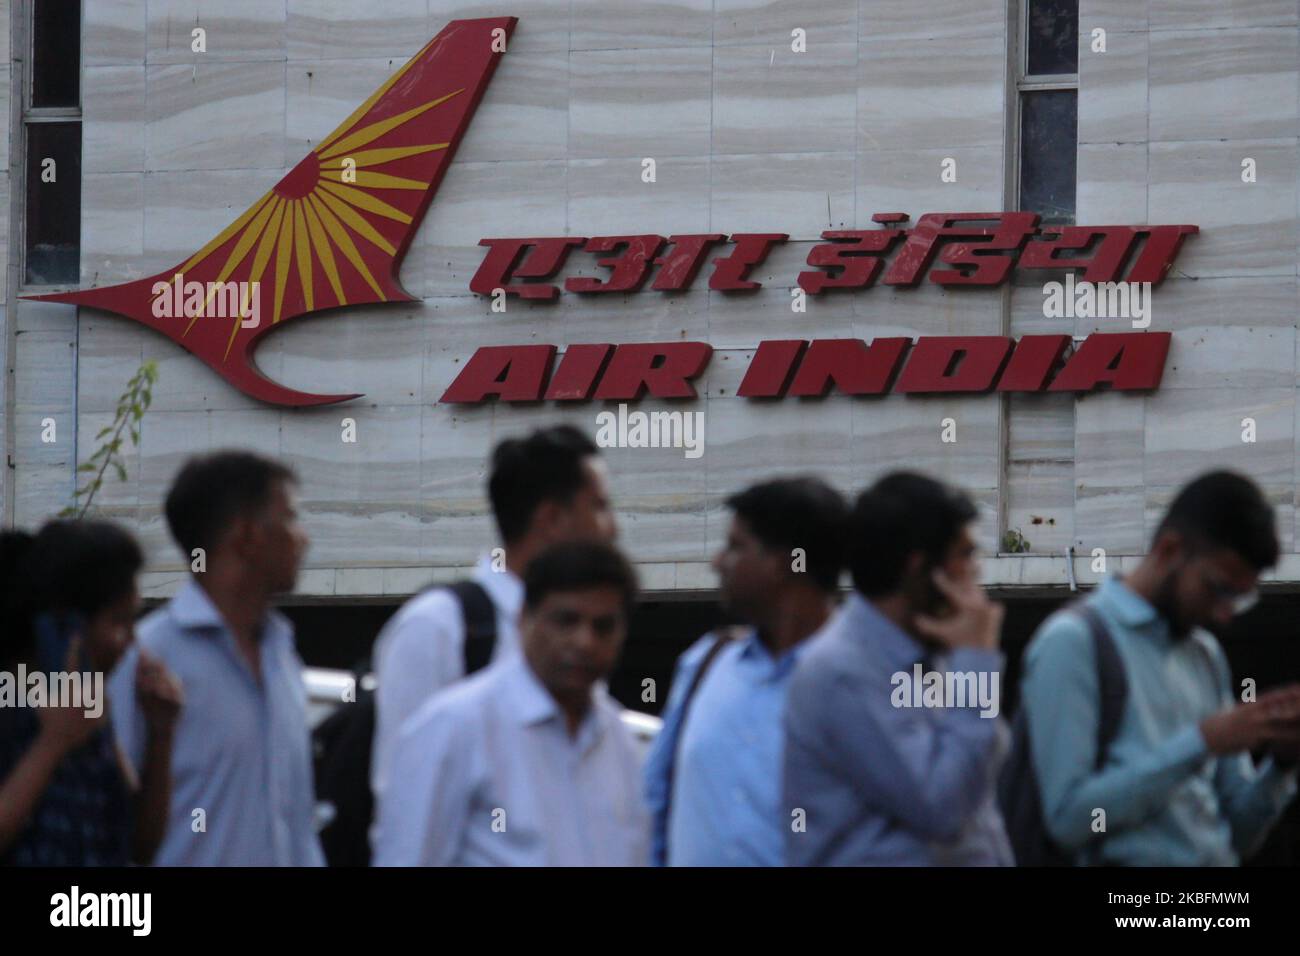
top-left (25, 17), bottom-right (516, 406)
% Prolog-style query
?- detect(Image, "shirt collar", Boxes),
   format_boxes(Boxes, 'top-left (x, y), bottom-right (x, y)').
top-left (1098, 574), bottom-right (1161, 629)
top-left (842, 592), bottom-right (930, 671)
top-left (736, 626), bottom-right (809, 679)
top-left (170, 578), bottom-right (227, 630)
top-left (502, 653), bottom-right (559, 726)
top-left (168, 577), bottom-right (292, 645)
top-left (500, 654), bottom-right (607, 748)
top-left (473, 553), bottom-right (524, 621)
top-left (736, 628), bottom-right (765, 660)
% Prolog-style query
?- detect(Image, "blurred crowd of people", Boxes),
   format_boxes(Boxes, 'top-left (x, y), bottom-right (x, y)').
top-left (3, 426), bottom-right (1299, 867)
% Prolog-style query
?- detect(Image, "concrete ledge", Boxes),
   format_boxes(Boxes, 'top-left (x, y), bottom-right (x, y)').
top-left (137, 552), bottom-right (1300, 602)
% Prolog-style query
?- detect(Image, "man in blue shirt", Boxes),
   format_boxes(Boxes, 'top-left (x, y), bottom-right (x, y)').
top-left (111, 450), bottom-right (324, 866)
top-left (644, 477), bottom-right (847, 866)
top-left (1020, 470), bottom-right (1300, 865)
top-left (784, 472), bottom-right (1012, 866)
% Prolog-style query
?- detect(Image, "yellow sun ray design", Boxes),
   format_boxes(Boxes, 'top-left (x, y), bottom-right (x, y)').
top-left (306, 192), bottom-right (386, 302)
top-left (311, 34), bottom-right (443, 156)
top-left (183, 196), bottom-right (279, 337)
top-left (273, 200), bottom-right (295, 326)
top-left (314, 187), bottom-right (396, 257)
top-left (293, 202), bottom-right (314, 313)
top-left (175, 191), bottom-right (275, 281)
top-left (166, 83), bottom-right (461, 348)
top-left (300, 198), bottom-right (347, 307)
top-left (345, 171), bottom-right (430, 191)
top-left (319, 144), bottom-right (446, 170)
top-left (316, 90), bottom-right (462, 161)
top-left (225, 198), bottom-right (287, 359)
top-left (317, 180), bottom-right (414, 224)
top-left (152, 190), bottom-right (275, 307)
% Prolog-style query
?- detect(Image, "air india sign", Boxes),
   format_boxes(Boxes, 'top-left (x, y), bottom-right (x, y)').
top-left (28, 17), bottom-right (1194, 408)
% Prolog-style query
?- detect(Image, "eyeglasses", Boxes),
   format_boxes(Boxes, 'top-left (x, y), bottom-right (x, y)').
top-left (1201, 568), bottom-right (1259, 616)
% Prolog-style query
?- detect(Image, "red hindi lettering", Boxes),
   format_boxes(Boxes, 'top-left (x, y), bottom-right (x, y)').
top-left (565, 236), bottom-right (666, 293)
top-left (651, 234), bottom-right (727, 291)
top-left (708, 234), bottom-right (789, 291)
top-left (884, 213), bottom-right (1038, 287)
top-left (798, 230), bottom-right (904, 294)
top-left (469, 237), bottom-right (586, 300)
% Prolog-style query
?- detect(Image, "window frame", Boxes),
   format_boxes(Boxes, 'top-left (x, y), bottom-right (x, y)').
top-left (19, 0), bottom-right (84, 291)
top-left (1013, 0), bottom-right (1079, 227)
top-left (998, 1), bottom-right (1082, 556)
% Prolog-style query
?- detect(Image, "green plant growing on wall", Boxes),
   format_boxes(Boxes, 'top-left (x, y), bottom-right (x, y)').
top-left (1002, 527), bottom-right (1031, 554)
top-left (62, 360), bottom-right (158, 519)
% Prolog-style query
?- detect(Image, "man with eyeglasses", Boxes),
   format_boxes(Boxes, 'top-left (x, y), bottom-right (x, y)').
top-left (1018, 470), bottom-right (1300, 865)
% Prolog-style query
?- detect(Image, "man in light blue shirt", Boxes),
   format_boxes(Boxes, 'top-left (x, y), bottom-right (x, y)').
top-left (110, 451), bottom-right (323, 866)
top-left (1020, 471), bottom-right (1300, 866)
top-left (784, 472), bottom-right (1012, 866)
top-left (644, 477), bottom-right (847, 866)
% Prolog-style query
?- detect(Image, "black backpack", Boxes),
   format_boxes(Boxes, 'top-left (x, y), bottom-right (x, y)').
top-left (998, 603), bottom-right (1128, 866)
top-left (312, 580), bottom-right (498, 867)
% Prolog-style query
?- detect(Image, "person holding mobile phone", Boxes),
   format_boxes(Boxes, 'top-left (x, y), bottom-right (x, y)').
top-left (1018, 471), bottom-right (1300, 866)
top-left (0, 521), bottom-right (182, 866)
top-left (782, 471), bottom-right (1011, 866)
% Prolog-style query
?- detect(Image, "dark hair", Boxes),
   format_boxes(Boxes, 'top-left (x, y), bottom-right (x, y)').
top-left (725, 477), bottom-right (848, 592)
top-left (164, 449), bottom-right (295, 556)
top-left (847, 471), bottom-right (978, 598)
top-left (2, 521), bottom-right (143, 661)
top-left (1155, 470), bottom-right (1278, 570)
top-left (1, 530), bottom-right (37, 661)
top-left (523, 541), bottom-right (638, 616)
top-left (488, 425), bottom-right (599, 544)
top-left (28, 519), bottom-right (144, 617)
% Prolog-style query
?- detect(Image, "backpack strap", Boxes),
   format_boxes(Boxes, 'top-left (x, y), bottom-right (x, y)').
top-left (999, 603), bottom-right (1130, 866)
top-left (661, 627), bottom-right (745, 863)
top-left (447, 580), bottom-right (498, 676)
top-left (672, 629), bottom-right (740, 765)
top-left (1075, 604), bottom-right (1128, 770)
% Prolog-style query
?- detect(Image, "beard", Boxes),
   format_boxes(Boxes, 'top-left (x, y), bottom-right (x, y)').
top-left (718, 587), bottom-right (747, 621)
top-left (1150, 568), bottom-right (1194, 640)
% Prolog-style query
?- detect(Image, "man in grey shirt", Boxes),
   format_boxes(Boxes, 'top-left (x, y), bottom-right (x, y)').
top-left (783, 472), bottom-right (1011, 866)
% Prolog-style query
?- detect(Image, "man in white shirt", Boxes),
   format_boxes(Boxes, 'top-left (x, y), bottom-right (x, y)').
top-left (373, 541), bottom-right (649, 866)
top-left (370, 425), bottom-right (617, 803)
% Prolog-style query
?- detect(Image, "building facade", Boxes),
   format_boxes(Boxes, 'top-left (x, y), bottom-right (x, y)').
top-left (3, 0), bottom-right (1300, 612)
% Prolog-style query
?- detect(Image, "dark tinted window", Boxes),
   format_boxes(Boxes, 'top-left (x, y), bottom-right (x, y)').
top-left (31, 0), bottom-right (81, 108)
top-left (1019, 90), bottom-right (1077, 226)
top-left (25, 122), bottom-right (82, 285)
top-left (1026, 0), bottom-right (1078, 75)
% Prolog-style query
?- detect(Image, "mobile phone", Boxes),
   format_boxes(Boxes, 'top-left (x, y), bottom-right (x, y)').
top-left (916, 560), bottom-right (953, 618)
top-left (33, 611), bottom-right (87, 673)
